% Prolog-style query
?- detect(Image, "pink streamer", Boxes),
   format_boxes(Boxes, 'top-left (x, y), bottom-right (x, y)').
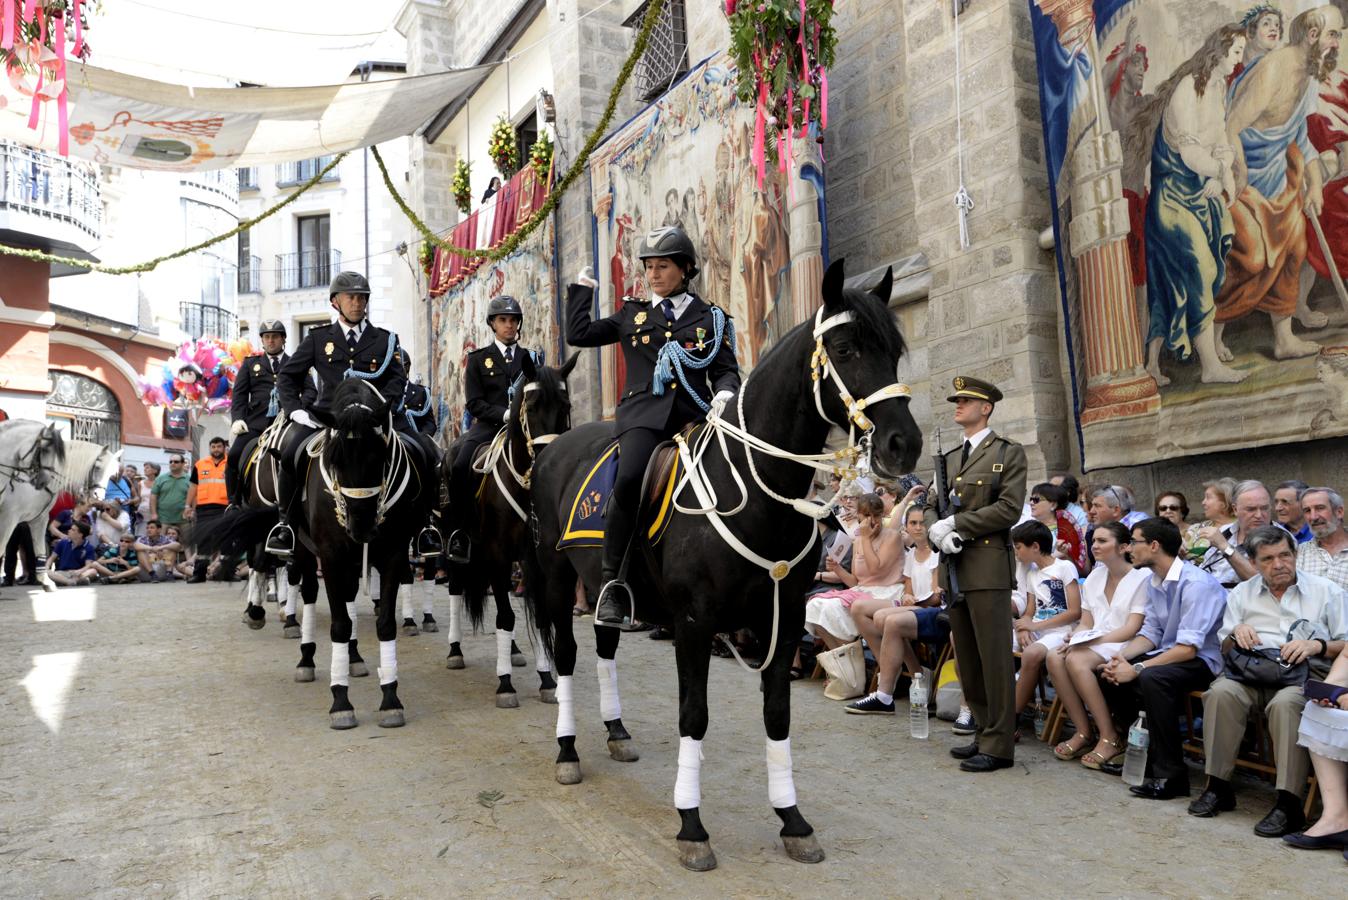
top-left (752, 78), bottom-right (767, 189)
top-left (35, 2), bottom-right (43, 43)
top-left (820, 72), bottom-right (828, 129)
top-left (26, 64), bottom-right (41, 129)
top-left (73, 0), bottom-right (82, 57)
top-left (21, 0), bottom-right (34, 23)
top-left (2, 0), bottom-right (14, 51)
top-left (55, 12), bottom-right (66, 155)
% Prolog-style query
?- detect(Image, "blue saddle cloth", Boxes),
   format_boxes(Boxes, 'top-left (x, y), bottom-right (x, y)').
top-left (558, 441), bottom-right (620, 550)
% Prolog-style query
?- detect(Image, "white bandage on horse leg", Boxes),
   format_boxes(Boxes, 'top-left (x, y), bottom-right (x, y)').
top-left (597, 657), bottom-right (621, 721)
top-left (378, 639), bottom-right (397, 685)
top-left (367, 567), bottom-right (380, 602)
top-left (496, 629), bottom-right (513, 677)
top-left (532, 622), bottom-right (553, 673)
top-left (555, 675), bottom-right (575, 738)
top-left (399, 582), bottom-right (413, 620)
top-left (766, 737), bottom-right (798, 809)
top-left (283, 578), bottom-right (297, 616)
top-left (330, 640), bottom-right (350, 687)
top-left (448, 594), bottom-right (464, 644)
top-left (346, 599), bottom-right (358, 631)
top-left (246, 571), bottom-right (261, 606)
top-left (673, 737), bottom-right (704, 810)
top-left (422, 579), bottom-right (436, 614)
top-left (300, 601), bottom-right (316, 644)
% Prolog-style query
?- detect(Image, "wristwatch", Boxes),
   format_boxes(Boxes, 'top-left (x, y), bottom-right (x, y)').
top-left (1221, 545), bottom-right (1235, 558)
top-left (1133, 662), bottom-right (1146, 676)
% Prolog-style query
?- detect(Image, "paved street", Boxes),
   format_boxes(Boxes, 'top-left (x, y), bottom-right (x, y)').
top-left (1, 580), bottom-right (1342, 898)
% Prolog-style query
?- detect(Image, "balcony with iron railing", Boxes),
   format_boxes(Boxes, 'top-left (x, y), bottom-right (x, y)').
top-left (180, 301), bottom-right (240, 341)
top-left (0, 140), bottom-right (101, 254)
top-left (276, 156), bottom-right (340, 187)
top-left (276, 249), bottom-right (341, 291)
top-left (238, 255), bottom-right (261, 293)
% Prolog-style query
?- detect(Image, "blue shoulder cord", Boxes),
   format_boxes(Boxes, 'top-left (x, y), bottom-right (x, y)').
top-left (651, 307), bottom-right (735, 413)
top-left (266, 357), bottom-right (280, 418)
top-left (343, 330), bottom-right (399, 383)
top-left (402, 386), bottom-right (432, 432)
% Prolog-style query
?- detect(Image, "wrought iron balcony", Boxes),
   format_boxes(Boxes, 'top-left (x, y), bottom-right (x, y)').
top-left (0, 140), bottom-right (101, 253)
top-left (238, 255), bottom-right (261, 293)
top-left (276, 156), bottom-right (339, 187)
top-left (276, 249), bottom-right (341, 291)
top-left (180, 301), bottom-right (239, 341)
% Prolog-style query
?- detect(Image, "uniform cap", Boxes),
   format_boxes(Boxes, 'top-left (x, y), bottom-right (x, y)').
top-left (636, 226), bottom-right (699, 280)
top-left (946, 375), bottom-right (1003, 404)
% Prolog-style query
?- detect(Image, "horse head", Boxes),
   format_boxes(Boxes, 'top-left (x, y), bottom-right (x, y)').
top-left (321, 379), bottom-right (394, 544)
top-left (814, 258), bottom-right (922, 477)
top-left (510, 353), bottom-right (578, 456)
top-left (87, 446), bottom-right (123, 500)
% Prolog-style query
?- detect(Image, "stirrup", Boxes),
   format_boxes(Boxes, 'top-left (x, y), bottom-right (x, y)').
top-left (265, 522), bottom-right (295, 558)
top-left (595, 578), bottom-right (634, 628)
top-left (445, 529), bottom-right (470, 565)
top-left (417, 525), bottom-right (443, 558)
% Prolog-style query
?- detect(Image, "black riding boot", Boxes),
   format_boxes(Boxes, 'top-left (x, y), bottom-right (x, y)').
top-left (595, 501), bottom-right (638, 627)
top-left (264, 465), bottom-right (296, 558)
top-left (445, 476), bottom-right (472, 564)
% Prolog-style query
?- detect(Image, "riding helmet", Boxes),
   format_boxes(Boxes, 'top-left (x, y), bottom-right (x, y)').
top-left (329, 271), bottom-right (372, 300)
top-left (637, 226), bottom-right (699, 280)
top-left (397, 346), bottom-right (412, 369)
top-left (485, 295), bottom-right (524, 324)
top-left (257, 319), bottom-right (286, 338)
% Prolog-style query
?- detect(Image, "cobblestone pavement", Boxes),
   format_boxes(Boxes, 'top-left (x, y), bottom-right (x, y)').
top-left (1, 580), bottom-right (1341, 897)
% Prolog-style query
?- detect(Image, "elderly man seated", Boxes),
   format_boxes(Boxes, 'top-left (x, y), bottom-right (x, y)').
top-left (1197, 479), bottom-right (1273, 588)
top-left (1189, 526), bottom-right (1348, 835)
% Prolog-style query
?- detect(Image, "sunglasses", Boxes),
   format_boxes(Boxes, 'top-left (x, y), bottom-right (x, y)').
top-left (1157, 504), bottom-right (1182, 512)
top-left (1029, 496), bottom-right (1043, 503)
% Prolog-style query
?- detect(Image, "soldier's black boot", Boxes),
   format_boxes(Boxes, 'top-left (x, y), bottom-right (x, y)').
top-left (595, 503), bottom-right (636, 627)
top-left (444, 475), bottom-right (472, 564)
top-left (265, 466), bottom-right (296, 558)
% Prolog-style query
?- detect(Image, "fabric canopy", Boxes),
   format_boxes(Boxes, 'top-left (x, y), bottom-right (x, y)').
top-left (0, 62), bottom-right (482, 170)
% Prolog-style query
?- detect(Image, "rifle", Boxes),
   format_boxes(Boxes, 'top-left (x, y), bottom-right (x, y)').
top-left (931, 428), bottom-right (963, 605)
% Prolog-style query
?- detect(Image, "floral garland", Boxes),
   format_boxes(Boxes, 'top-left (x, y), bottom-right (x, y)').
top-left (488, 115), bottom-right (518, 177)
top-left (451, 158), bottom-right (472, 214)
top-left (2, 0), bottom-right (93, 156)
top-left (529, 131), bottom-right (553, 177)
top-left (418, 241), bottom-right (435, 277)
top-left (725, 0), bottom-right (836, 188)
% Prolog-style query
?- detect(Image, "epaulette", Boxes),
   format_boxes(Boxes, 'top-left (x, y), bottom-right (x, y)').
top-left (621, 295), bottom-right (651, 306)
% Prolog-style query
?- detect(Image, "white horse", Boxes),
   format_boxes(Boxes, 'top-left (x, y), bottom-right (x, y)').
top-left (0, 420), bottom-right (120, 591)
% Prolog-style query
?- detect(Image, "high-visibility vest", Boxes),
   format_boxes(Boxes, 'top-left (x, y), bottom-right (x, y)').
top-left (194, 456), bottom-right (228, 507)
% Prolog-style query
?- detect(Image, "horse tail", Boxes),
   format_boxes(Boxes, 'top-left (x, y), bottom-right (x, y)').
top-left (519, 537), bottom-right (555, 667)
top-left (200, 506), bottom-right (279, 558)
top-left (459, 559), bottom-right (490, 633)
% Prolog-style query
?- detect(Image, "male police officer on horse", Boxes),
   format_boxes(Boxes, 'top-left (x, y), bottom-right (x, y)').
top-left (444, 295), bottom-right (537, 563)
top-left (226, 319), bottom-right (290, 508)
top-left (265, 271), bottom-right (442, 559)
top-left (567, 226), bottom-right (741, 626)
top-left (397, 348), bottom-right (438, 438)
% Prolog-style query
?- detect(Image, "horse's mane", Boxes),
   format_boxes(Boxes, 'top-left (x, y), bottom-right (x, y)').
top-left (769, 281), bottom-right (906, 363)
top-left (511, 362), bottom-right (569, 418)
top-left (59, 439), bottom-right (113, 493)
top-left (327, 379), bottom-right (387, 469)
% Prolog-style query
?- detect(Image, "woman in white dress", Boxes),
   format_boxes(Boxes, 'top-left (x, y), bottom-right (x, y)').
top-left (1044, 521), bottom-right (1150, 767)
top-left (804, 494), bottom-right (904, 648)
top-left (1285, 644), bottom-right (1348, 853)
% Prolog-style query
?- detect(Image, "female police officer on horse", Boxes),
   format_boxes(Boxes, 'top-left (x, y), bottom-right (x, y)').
top-left (566, 226), bottom-right (741, 626)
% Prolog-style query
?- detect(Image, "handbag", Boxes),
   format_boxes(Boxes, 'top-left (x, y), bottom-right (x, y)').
top-left (1222, 618), bottom-right (1318, 688)
top-left (818, 640), bottom-right (866, 700)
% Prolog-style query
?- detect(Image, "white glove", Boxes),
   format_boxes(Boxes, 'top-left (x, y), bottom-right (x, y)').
top-left (927, 515), bottom-right (955, 547)
top-left (577, 266), bottom-right (598, 289)
top-left (710, 389), bottom-right (734, 418)
top-left (502, 408), bottom-right (511, 424)
top-left (939, 530), bottom-right (964, 555)
top-left (230, 419), bottom-right (248, 436)
top-left (289, 409), bottom-right (319, 429)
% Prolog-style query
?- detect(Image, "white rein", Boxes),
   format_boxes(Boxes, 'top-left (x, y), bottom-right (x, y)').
top-left (471, 381), bottom-right (566, 522)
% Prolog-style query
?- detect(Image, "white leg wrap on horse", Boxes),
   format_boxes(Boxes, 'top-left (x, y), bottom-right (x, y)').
top-left (378, 639), bottom-right (397, 685)
top-left (247, 572), bottom-right (261, 606)
top-left (533, 623), bottom-right (553, 673)
top-left (399, 582), bottom-right (413, 619)
top-left (283, 579), bottom-right (297, 615)
top-left (448, 594), bottom-right (464, 643)
top-left (766, 737), bottom-right (798, 809)
top-left (597, 657), bottom-right (621, 721)
top-left (330, 641), bottom-right (350, 687)
top-left (367, 567), bottom-right (380, 601)
top-left (346, 599), bottom-right (357, 632)
top-left (300, 602), bottom-right (316, 644)
top-left (674, 737), bottom-right (704, 810)
top-left (555, 675), bottom-right (576, 738)
top-left (496, 629), bottom-right (513, 677)
top-left (422, 580), bottom-right (435, 614)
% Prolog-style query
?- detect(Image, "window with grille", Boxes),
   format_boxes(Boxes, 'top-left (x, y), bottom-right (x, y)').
top-left (623, 0), bottom-right (688, 103)
top-left (47, 371), bottom-right (121, 450)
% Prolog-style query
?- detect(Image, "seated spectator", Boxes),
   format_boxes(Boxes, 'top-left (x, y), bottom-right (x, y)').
top-left (844, 506), bottom-right (944, 714)
top-left (104, 465), bottom-right (137, 522)
top-left (163, 524), bottom-right (194, 578)
top-left (1154, 491), bottom-right (1189, 533)
top-left (135, 519), bottom-right (181, 582)
top-left (1045, 522), bottom-right (1150, 766)
top-left (1298, 487), bottom-right (1348, 590)
top-left (48, 495), bottom-right (92, 543)
top-left (1197, 479), bottom-right (1271, 587)
top-left (1190, 526), bottom-right (1348, 835)
top-left (1010, 521), bottom-right (1082, 722)
top-left (1051, 473), bottom-right (1089, 535)
top-left (1101, 517), bottom-right (1226, 801)
top-left (1275, 479), bottom-right (1313, 544)
top-left (1029, 482), bottom-right (1088, 575)
top-left (1184, 477), bottom-right (1237, 562)
top-left (87, 535), bottom-right (143, 584)
top-left (804, 493), bottom-right (904, 651)
top-left (1285, 642), bottom-right (1348, 852)
top-left (135, 463), bottom-right (159, 537)
top-left (90, 498), bottom-right (131, 551)
top-left (1090, 485), bottom-right (1147, 530)
top-left (46, 521), bottom-right (97, 586)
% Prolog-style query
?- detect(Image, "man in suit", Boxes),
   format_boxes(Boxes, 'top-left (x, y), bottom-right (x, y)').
top-left (445, 295), bottom-right (537, 563)
top-left (924, 376), bottom-right (1028, 773)
top-left (226, 319), bottom-right (289, 507)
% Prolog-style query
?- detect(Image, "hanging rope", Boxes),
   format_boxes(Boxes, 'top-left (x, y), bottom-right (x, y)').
top-left (952, 0), bottom-right (974, 251)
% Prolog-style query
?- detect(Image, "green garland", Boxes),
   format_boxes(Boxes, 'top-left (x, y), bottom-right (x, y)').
top-left (0, 152), bottom-right (346, 274)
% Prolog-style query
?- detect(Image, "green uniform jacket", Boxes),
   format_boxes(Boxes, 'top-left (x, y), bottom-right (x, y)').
top-left (922, 431), bottom-right (1028, 595)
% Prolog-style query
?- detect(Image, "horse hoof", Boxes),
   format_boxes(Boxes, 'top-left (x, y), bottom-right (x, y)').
top-left (496, 692), bottom-right (520, 709)
top-left (246, 615), bottom-right (265, 631)
top-left (676, 840), bottom-right (718, 872)
top-left (294, 666), bottom-right (315, 683)
top-left (378, 709), bottom-right (406, 728)
top-left (782, 833), bottom-right (825, 864)
top-left (607, 739), bottom-right (640, 763)
top-left (329, 710), bottom-right (358, 730)
top-left (511, 653), bottom-right (526, 668)
top-left (538, 688), bottom-right (557, 704)
top-left (402, 621), bottom-right (420, 636)
top-left (283, 624), bottom-right (301, 639)
top-left (350, 661), bottom-right (369, 678)
top-left (421, 620), bottom-right (439, 633)
top-left (555, 762), bottom-right (582, 785)
top-left (445, 655), bottom-right (465, 670)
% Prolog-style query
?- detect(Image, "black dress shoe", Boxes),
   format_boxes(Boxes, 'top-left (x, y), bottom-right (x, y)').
top-left (1187, 788), bottom-right (1236, 818)
top-left (959, 753), bottom-right (1014, 773)
top-left (594, 579), bottom-right (632, 627)
top-left (1129, 778), bottom-right (1190, 800)
top-left (1282, 828), bottom-right (1348, 850)
top-left (445, 531), bottom-right (470, 565)
top-left (1255, 803), bottom-right (1305, 838)
top-left (950, 742), bottom-right (980, 760)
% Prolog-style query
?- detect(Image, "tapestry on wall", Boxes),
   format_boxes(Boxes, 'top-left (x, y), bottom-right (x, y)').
top-left (427, 217), bottom-right (557, 444)
top-left (1031, 0), bottom-right (1348, 467)
top-left (588, 54), bottom-right (824, 417)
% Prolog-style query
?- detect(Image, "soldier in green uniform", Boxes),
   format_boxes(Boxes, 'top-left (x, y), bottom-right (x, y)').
top-left (923, 376), bottom-right (1027, 773)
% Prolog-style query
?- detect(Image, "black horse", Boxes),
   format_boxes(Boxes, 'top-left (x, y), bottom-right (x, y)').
top-left (526, 259), bottom-right (921, 870)
top-left (440, 355), bottom-right (577, 708)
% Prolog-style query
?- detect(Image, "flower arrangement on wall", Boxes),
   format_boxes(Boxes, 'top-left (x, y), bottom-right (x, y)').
top-left (451, 158), bottom-right (472, 214)
top-left (418, 241), bottom-right (434, 277)
top-left (528, 131), bottom-right (553, 178)
top-left (488, 115), bottom-right (519, 178)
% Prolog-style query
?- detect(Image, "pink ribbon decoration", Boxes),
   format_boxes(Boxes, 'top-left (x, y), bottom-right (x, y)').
top-left (54, 11), bottom-right (66, 155)
top-left (73, 0), bottom-right (83, 57)
top-left (26, 63), bottom-right (41, 129)
top-left (21, 0), bottom-right (35, 23)
top-left (820, 72), bottom-right (828, 129)
top-left (2, 0), bottom-right (15, 51)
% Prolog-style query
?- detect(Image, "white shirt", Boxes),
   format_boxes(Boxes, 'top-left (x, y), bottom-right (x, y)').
top-left (338, 318), bottom-right (367, 342)
top-left (655, 291), bottom-right (693, 321)
top-left (493, 339), bottom-right (519, 360)
top-left (903, 548), bottom-right (941, 603)
top-left (962, 426), bottom-right (992, 456)
top-left (1219, 570), bottom-right (1348, 647)
top-left (1081, 565), bottom-right (1150, 633)
top-left (94, 508), bottom-right (131, 546)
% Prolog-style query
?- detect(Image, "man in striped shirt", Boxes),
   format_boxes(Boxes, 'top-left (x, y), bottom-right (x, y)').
top-left (1297, 487), bottom-right (1348, 591)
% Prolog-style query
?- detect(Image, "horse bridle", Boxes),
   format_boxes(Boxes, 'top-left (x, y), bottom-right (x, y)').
top-left (312, 382), bottom-right (413, 529)
top-left (0, 429), bottom-right (64, 499)
top-left (487, 380), bottom-right (569, 521)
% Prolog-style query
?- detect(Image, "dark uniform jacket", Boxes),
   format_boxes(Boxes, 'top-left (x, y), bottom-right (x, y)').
top-left (400, 382), bottom-right (438, 436)
top-left (231, 352), bottom-right (288, 431)
top-left (565, 283), bottom-right (740, 434)
top-left (278, 320), bottom-right (407, 420)
top-left (463, 342), bottom-right (536, 439)
top-left (922, 430), bottom-right (1028, 595)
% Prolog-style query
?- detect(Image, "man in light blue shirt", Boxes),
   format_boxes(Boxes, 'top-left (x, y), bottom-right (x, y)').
top-left (1101, 517), bottom-right (1227, 801)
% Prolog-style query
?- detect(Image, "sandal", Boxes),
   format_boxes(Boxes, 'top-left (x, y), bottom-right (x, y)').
top-left (1080, 736), bottom-right (1125, 770)
top-left (1054, 733), bottom-right (1094, 761)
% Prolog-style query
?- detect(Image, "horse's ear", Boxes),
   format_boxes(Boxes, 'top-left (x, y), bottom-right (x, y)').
top-left (558, 352), bottom-right (579, 381)
top-left (822, 257), bottom-right (846, 314)
top-left (871, 266), bottom-right (893, 306)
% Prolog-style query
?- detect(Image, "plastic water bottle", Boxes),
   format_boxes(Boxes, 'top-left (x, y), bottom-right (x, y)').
top-left (1122, 712), bottom-right (1149, 786)
top-left (909, 672), bottom-right (929, 740)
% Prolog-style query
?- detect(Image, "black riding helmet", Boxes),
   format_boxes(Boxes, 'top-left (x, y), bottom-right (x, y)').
top-left (637, 226), bottom-right (699, 280)
top-left (257, 319), bottom-right (286, 338)
top-left (485, 295), bottom-right (524, 325)
top-left (329, 271), bottom-right (372, 300)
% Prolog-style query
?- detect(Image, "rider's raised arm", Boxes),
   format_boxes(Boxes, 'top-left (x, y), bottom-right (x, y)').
top-left (276, 335), bottom-right (315, 415)
top-left (565, 282), bottom-right (621, 347)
